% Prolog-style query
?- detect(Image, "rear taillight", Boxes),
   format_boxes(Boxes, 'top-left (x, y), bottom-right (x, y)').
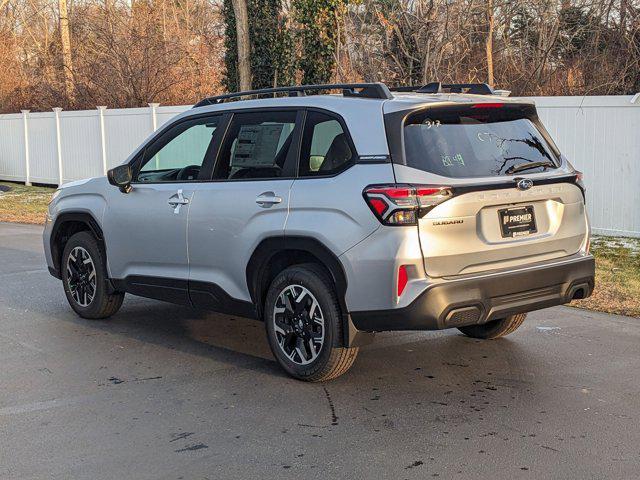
top-left (574, 170), bottom-right (586, 200)
top-left (363, 184), bottom-right (453, 226)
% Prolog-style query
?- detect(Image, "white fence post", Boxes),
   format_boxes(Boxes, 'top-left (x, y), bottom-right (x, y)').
top-left (149, 102), bottom-right (160, 132)
top-left (149, 103), bottom-right (160, 169)
top-left (97, 105), bottom-right (107, 175)
top-left (97, 106), bottom-right (108, 175)
top-left (53, 108), bottom-right (64, 186)
top-left (21, 110), bottom-right (31, 185)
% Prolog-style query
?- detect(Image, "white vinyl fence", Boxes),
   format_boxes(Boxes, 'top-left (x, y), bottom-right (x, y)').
top-left (1, 96), bottom-right (639, 237)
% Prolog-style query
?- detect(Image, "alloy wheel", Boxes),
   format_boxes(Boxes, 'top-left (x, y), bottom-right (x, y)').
top-left (272, 284), bottom-right (325, 365)
top-left (66, 246), bottom-right (97, 307)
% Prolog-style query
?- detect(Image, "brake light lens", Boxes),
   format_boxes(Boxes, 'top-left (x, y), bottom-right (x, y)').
top-left (363, 184), bottom-right (453, 226)
top-left (471, 103), bottom-right (504, 109)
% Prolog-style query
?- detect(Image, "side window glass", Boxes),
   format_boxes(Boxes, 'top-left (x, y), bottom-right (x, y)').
top-left (136, 117), bottom-right (220, 182)
top-left (213, 111), bottom-right (297, 180)
top-left (299, 111), bottom-right (354, 177)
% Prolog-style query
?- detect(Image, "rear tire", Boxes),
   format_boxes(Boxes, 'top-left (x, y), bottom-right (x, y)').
top-left (264, 264), bottom-right (358, 382)
top-left (61, 231), bottom-right (124, 319)
top-left (457, 313), bottom-right (527, 339)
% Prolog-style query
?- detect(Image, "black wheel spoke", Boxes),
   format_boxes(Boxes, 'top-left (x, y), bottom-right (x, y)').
top-left (293, 295), bottom-right (309, 315)
top-left (295, 336), bottom-right (308, 362)
top-left (68, 262), bottom-right (80, 278)
top-left (283, 290), bottom-right (295, 314)
top-left (310, 329), bottom-right (323, 340)
top-left (274, 315), bottom-right (289, 333)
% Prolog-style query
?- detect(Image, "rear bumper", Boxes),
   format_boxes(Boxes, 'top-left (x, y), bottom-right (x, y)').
top-left (350, 254), bottom-right (595, 332)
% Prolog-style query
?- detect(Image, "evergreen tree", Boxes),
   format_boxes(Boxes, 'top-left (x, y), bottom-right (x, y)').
top-left (293, 0), bottom-right (347, 85)
top-left (223, 0), bottom-right (295, 91)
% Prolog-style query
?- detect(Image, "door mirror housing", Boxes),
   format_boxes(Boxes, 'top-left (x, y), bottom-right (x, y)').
top-left (107, 165), bottom-right (133, 193)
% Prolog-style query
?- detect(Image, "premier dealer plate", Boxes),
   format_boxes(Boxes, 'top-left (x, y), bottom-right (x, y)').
top-left (498, 205), bottom-right (537, 238)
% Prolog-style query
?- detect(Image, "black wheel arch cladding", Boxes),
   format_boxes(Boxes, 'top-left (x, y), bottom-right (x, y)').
top-left (50, 212), bottom-right (105, 278)
top-left (246, 236), bottom-right (349, 321)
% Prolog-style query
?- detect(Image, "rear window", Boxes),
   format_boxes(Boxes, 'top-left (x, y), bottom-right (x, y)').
top-left (403, 107), bottom-right (559, 178)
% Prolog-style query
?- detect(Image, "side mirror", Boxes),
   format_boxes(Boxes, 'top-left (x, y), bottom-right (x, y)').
top-left (107, 165), bottom-right (132, 193)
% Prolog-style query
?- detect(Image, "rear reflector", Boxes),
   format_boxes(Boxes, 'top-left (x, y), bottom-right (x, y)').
top-left (397, 265), bottom-right (408, 297)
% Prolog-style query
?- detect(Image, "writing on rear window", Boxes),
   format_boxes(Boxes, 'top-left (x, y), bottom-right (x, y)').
top-left (403, 107), bottom-right (559, 178)
top-left (441, 153), bottom-right (465, 167)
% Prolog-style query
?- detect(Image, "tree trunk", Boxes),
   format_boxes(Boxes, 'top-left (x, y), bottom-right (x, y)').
top-left (620, 0), bottom-right (627, 33)
top-left (485, 0), bottom-right (494, 87)
top-left (58, 0), bottom-right (75, 102)
top-left (231, 0), bottom-right (251, 91)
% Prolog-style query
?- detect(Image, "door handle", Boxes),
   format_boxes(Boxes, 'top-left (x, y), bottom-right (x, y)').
top-left (255, 191), bottom-right (283, 208)
top-left (168, 189), bottom-right (190, 213)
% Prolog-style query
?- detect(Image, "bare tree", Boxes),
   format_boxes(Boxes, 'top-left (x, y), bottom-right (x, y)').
top-left (231, 0), bottom-right (251, 90)
top-left (486, 0), bottom-right (495, 86)
top-left (58, 0), bottom-right (74, 102)
top-left (0, 0), bottom-right (639, 113)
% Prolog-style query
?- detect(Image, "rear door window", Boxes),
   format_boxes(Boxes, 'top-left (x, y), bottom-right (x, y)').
top-left (403, 107), bottom-right (559, 178)
top-left (213, 111), bottom-right (298, 180)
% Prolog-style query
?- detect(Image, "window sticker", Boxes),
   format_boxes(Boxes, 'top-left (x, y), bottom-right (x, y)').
top-left (231, 124), bottom-right (284, 167)
top-left (441, 153), bottom-right (465, 167)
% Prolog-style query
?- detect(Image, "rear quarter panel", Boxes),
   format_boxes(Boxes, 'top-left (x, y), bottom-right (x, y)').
top-left (286, 164), bottom-right (395, 257)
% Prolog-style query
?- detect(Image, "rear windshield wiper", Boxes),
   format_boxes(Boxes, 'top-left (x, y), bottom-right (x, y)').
top-left (505, 160), bottom-right (556, 175)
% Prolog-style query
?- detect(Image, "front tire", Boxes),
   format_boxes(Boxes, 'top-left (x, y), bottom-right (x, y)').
top-left (61, 231), bottom-right (124, 319)
top-left (264, 264), bottom-right (358, 381)
top-left (457, 313), bottom-right (527, 339)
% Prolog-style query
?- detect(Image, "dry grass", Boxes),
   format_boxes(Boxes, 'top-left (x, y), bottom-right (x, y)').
top-left (0, 181), bottom-right (638, 317)
top-left (0, 182), bottom-right (54, 224)
top-left (571, 237), bottom-right (640, 318)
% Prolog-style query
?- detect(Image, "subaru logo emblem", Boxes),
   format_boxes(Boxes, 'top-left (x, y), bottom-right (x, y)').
top-left (516, 179), bottom-right (533, 191)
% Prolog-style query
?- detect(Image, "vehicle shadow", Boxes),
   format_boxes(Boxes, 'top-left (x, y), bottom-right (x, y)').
top-left (64, 296), bottom-right (533, 390)
top-left (20, 289), bottom-right (289, 379)
top-left (3, 269), bottom-right (534, 387)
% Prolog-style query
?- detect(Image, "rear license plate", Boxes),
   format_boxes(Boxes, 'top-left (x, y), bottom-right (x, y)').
top-left (498, 205), bottom-right (537, 238)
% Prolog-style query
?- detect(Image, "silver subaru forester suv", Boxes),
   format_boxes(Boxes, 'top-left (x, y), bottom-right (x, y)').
top-left (44, 82), bottom-right (595, 381)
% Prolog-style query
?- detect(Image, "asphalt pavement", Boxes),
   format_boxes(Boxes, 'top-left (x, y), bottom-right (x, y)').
top-left (1, 222), bottom-right (639, 479)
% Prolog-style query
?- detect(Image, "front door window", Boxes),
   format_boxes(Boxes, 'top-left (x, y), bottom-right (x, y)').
top-left (136, 116), bottom-right (221, 183)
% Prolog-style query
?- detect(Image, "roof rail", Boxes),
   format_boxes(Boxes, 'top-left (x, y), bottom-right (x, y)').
top-left (193, 83), bottom-right (393, 107)
top-left (390, 82), bottom-right (495, 95)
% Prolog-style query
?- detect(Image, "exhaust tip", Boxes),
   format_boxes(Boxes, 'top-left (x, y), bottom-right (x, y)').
top-left (570, 284), bottom-right (589, 300)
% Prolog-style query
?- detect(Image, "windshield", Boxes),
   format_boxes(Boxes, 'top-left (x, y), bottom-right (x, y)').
top-left (403, 108), bottom-right (559, 178)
